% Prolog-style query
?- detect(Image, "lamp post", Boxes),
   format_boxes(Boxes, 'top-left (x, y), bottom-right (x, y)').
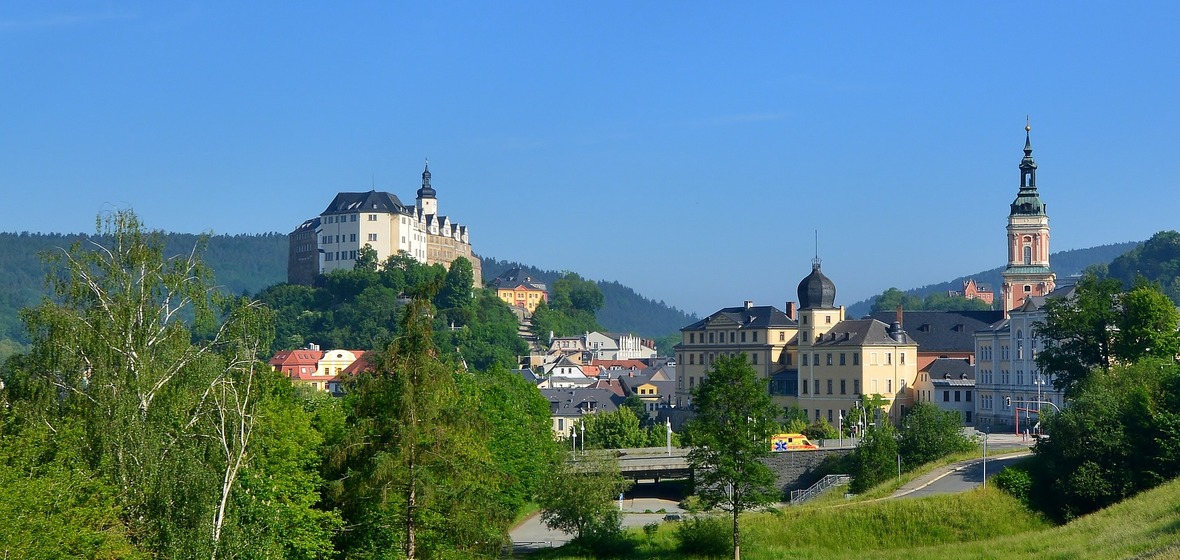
top-left (580, 422), bottom-right (585, 455)
top-left (982, 426), bottom-right (989, 487)
top-left (666, 417), bottom-right (672, 456)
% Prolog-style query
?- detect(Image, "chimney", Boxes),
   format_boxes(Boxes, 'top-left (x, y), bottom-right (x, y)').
top-left (744, 300), bottom-right (753, 309)
top-left (786, 301), bottom-right (796, 320)
top-left (896, 304), bottom-right (903, 327)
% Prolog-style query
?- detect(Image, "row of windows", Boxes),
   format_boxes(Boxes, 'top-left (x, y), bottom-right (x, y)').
top-left (800, 377), bottom-right (901, 395)
top-left (684, 352), bottom-right (761, 366)
top-left (323, 250), bottom-right (358, 262)
top-left (323, 214), bottom-right (361, 224)
top-left (687, 330), bottom-right (769, 344)
top-left (322, 233), bottom-right (361, 245)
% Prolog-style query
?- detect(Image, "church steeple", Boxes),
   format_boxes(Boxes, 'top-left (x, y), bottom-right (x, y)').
top-left (1001, 119), bottom-right (1055, 315)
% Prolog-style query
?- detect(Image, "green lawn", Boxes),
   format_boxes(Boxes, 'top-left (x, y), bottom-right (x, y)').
top-left (523, 474), bottom-right (1180, 559)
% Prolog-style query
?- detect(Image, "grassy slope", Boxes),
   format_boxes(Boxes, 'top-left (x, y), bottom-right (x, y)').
top-left (530, 476), bottom-right (1180, 559)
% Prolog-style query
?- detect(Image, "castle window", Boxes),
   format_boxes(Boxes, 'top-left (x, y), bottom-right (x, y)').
top-left (368, 214), bottom-right (377, 221)
top-left (753, 332), bottom-right (758, 342)
top-left (779, 332), bottom-right (785, 342)
top-left (853, 353), bottom-right (859, 366)
top-left (1024, 285), bottom-right (1032, 293)
top-left (1024, 245), bottom-right (1032, 265)
top-left (689, 333), bottom-right (695, 344)
top-left (802, 354), bottom-right (808, 366)
top-left (826, 353), bottom-right (833, 366)
top-left (368, 234), bottom-right (378, 241)
top-left (840, 353), bottom-right (846, 366)
top-left (752, 354), bottom-right (758, 365)
top-left (741, 332), bottom-right (746, 343)
top-left (825, 315), bottom-right (832, 324)
top-left (351, 214), bottom-right (358, 222)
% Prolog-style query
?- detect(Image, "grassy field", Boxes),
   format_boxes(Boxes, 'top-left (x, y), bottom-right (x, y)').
top-left (524, 475), bottom-right (1180, 559)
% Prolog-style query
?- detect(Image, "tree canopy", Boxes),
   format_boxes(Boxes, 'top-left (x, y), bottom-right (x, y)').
top-left (685, 353), bottom-right (781, 560)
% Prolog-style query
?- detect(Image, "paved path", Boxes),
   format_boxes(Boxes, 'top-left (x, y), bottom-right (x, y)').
top-left (892, 452), bottom-right (1031, 499)
top-left (510, 497), bottom-right (684, 554)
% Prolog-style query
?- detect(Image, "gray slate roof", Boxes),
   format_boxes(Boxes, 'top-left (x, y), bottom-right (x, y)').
top-left (321, 191), bottom-right (410, 216)
top-left (811, 319), bottom-right (915, 347)
top-left (926, 357), bottom-right (974, 381)
top-left (869, 310), bottom-right (1003, 353)
top-left (681, 305), bottom-right (797, 331)
top-left (539, 387), bottom-right (621, 418)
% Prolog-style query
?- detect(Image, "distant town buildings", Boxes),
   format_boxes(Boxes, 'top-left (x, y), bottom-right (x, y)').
top-left (269, 344), bottom-right (368, 395)
top-left (672, 125), bottom-right (1071, 432)
top-left (287, 162), bottom-right (482, 287)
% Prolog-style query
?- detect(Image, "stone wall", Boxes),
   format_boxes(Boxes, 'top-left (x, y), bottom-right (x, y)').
top-left (762, 448), bottom-right (852, 495)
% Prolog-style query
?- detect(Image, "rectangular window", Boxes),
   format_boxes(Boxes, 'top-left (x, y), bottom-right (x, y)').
top-left (349, 250), bottom-right (357, 260)
top-left (368, 214), bottom-right (377, 221)
top-left (709, 332), bottom-right (715, 343)
top-left (886, 353), bottom-right (892, 365)
top-left (690, 333), bottom-right (695, 344)
top-left (826, 353), bottom-right (833, 366)
top-left (813, 380), bottom-right (819, 394)
top-left (813, 353), bottom-right (819, 366)
top-left (870, 353), bottom-right (878, 365)
top-left (827, 379), bottom-right (833, 394)
top-left (708, 353), bottom-right (714, 365)
top-left (741, 332), bottom-right (746, 342)
top-left (752, 354), bottom-right (759, 365)
top-left (853, 353), bottom-right (859, 366)
top-left (802, 354), bottom-right (809, 366)
top-left (853, 379), bottom-right (860, 394)
top-left (954, 390), bottom-right (961, 402)
top-left (887, 379), bottom-right (892, 393)
top-left (689, 377), bottom-right (695, 388)
top-left (753, 331), bottom-right (758, 342)
top-left (900, 352), bottom-right (906, 365)
top-left (840, 353), bottom-right (846, 366)
top-left (730, 332), bottom-right (735, 343)
top-left (349, 233), bottom-right (357, 242)
top-left (779, 332), bottom-right (785, 342)
top-left (802, 380), bottom-right (808, 394)
top-left (351, 214), bottom-right (358, 222)
top-left (368, 233), bottom-right (378, 241)
top-left (828, 409), bottom-right (834, 423)
top-left (943, 391), bottom-right (950, 402)
top-left (966, 391), bottom-right (973, 402)
top-left (840, 379), bottom-right (846, 394)
top-left (815, 409), bottom-right (821, 421)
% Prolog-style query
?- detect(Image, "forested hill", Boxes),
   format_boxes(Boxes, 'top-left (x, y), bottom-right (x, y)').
top-left (0, 232), bottom-right (289, 345)
top-left (480, 258), bottom-right (698, 338)
top-left (0, 232), bottom-right (697, 347)
top-left (845, 241), bottom-right (1142, 317)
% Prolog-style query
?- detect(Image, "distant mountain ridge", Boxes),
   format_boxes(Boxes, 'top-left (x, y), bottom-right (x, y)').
top-left (844, 241), bottom-right (1142, 317)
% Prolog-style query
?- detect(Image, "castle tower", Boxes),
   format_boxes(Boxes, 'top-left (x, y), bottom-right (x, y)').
top-left (1001, 120), bottom-right (1055, 315)
top-left (796, 258), bottom-right (843, 347)
top-left (416, 159), bottom-right (438, 216)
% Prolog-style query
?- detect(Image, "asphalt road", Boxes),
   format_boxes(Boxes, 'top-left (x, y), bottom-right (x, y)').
top-left (895, 453), bottom-right (1031, 499)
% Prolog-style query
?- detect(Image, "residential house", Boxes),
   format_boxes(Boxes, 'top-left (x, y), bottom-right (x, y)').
top-left (914, 358), bottom-right (975, 424)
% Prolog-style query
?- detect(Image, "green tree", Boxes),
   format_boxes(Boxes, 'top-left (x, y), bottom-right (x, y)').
top-left (1113, 282), bottom-right (1180, 362)
top-left (18, 210), bottom-right (278, 557)
top-left (328, 297), bottom-right (506, 559)
top-left (897, 402), bottom-right (974, 468)
top-left (1035, 273), bottom-right (1123, 397)
top-left (354, 244), bottom-right (380, 272)
top-left (869, 288), bottom-right (924, 314)
top-left (685, 354), bottom-right (781, 560)
top-left (436, 257), bottom-right (475, 319)
top-left (535, 453), bottom-right (631, 544)
top-left (581, 407), bottom-right (646, 449)
top-left (802, 418), bottom-right (838, 440)
top-left (848, 422), bottom-right (899, 493)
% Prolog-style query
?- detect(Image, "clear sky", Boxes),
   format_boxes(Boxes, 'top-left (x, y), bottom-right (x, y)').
top-left (2, 2), bottom-right (1178, 317)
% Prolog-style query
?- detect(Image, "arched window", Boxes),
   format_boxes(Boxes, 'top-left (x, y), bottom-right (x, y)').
top-left (1023, 245), bottom-right (1032, 264)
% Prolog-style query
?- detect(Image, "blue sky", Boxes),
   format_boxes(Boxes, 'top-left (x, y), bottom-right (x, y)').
top-left (2, 2), bottom-right (1178, 316)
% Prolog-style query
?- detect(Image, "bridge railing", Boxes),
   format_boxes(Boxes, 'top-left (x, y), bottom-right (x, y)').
top-left (789, 474), bottom-right (850, 505)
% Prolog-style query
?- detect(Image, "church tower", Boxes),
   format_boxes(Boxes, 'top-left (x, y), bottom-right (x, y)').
top-left (416, 159), bottom-right (438, 216)
top-left (1001, 121), bottom-right (1055, 315)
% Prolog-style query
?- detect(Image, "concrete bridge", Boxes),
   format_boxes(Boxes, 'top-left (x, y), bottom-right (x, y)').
top-left (573, 444), bottom-right (856, 493)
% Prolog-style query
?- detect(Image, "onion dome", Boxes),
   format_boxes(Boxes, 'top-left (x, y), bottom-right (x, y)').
top-left (797, 259), bottom-right (836, 309)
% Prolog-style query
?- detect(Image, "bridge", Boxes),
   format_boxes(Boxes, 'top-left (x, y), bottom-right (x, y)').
top-left (572, 444), bottom-right (856, 488)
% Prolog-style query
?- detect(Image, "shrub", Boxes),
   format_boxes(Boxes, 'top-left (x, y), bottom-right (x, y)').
top-left (674, 515), bottom-right (731, 557)
top-left (993, 465), bottom-right (1034, 504)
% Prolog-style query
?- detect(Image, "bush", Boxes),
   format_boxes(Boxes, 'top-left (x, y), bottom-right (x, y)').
top-left (674, 515), bottom-right (731, 557)
top-left (993, 465), bottom-right (1034, 504)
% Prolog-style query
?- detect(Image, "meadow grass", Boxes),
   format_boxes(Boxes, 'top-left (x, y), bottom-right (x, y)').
top-left (522, 472), bottom-right (1180, 559)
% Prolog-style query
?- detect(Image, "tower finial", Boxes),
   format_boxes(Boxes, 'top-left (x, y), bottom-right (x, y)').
top-left (1025, 115), bottom-right (1031, 133)
top-left (812, 230), bottom-right (821, 270)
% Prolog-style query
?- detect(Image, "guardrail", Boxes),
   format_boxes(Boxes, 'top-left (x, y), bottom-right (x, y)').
top-left (789, 474), bottom-right (851, 505)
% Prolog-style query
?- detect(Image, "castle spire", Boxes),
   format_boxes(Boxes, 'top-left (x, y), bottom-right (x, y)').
top-left (417, 158), bottom-right (437, 200)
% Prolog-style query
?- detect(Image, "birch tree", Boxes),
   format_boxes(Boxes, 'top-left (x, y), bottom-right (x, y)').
top-left (20, 210), bottom-right (280, 557)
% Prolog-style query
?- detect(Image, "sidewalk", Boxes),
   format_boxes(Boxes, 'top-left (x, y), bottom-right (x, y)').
top-left (890, 449), bottom-right (1032, 499)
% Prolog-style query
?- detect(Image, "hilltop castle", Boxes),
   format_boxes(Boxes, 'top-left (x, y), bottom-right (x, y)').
top-left (287, 162), bottom-right (482, 286)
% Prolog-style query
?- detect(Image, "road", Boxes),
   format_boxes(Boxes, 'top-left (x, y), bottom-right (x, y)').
top-left (510, 496), bottom-right (685, 554)
top-left (511, 435), bottom-right (1037, 552)
top-left (893, 453), bottom-right (1031, 499)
